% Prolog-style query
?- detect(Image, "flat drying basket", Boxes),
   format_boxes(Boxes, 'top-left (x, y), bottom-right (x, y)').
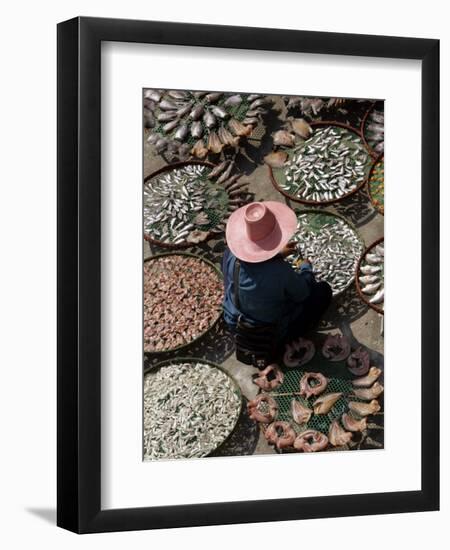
top-left (290, 208), bottom-right (364, 298)
top-left (144, 357), bottom-right (243, 459)
top-left (268, 121), bottom-right (374, 206)
top-left (143, 160), bottom-right (229, 249)
top-left (143, 252), bottom-right (224, 354)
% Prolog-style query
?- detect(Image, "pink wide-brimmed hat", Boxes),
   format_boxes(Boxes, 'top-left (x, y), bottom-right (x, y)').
top-left (225, 201), bottom-right (297, 263)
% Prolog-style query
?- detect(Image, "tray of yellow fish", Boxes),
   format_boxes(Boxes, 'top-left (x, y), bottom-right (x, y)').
top-left (144, 358), bottom-right (242, 460)
top-left (355, 238), bottom-right (384, 314)
top-left (267, 121), bottom-right (373, 206)
top-left (144, 160), bottom-right (249, 249)
top-left (368, 155), bottom-right (384, 215)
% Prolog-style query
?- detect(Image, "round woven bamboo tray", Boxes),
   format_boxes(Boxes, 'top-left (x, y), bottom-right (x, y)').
top-left (144, 357), bottom-right (242, 459)
top-left (268, 121), bottom-right (374, 206)
top-left (290, 208), bottom-right (364, 297)
top-left (355, 237), bottom-right (384, 314)
top-left (144, 160), bottom-right (240, 249)
top-left (143, 252), bottom-right (223, 354)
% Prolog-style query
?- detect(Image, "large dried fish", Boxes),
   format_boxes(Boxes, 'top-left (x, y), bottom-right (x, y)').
top-left (291, 399), bottom-right (312, 424)
top-left (329, 420), bottom-right (352, 447)
top-left (313, 392), bottom-right (342, 415)
top-left (191, 139), bottom-right (208, 159)
top-left (204, 111), bottom-right (217, 129)
top-left (353, 382), bottom-right (384, 400)
top-left (189, 104), bottom-right (204, 120)
top-left (211, 105), bottom-right (228, 119)
top-left (190, 121), bottom-right (203, 138)
top-left (223, 94), bottom-right (242, 107)
top-left (228, 118), bottom-right (252, 137)
top-left (341, 413), bottom-right (367, 432)
top-left (207, 131), bottom-right (224, 154)
top-left (174, 124), bottom-right (189, 141)
top-left (352, 367), bottom-right (382, 388)
top-left (348, 399), bottom-right (381, 417)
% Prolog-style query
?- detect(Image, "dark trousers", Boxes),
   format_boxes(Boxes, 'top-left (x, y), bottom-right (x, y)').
top-left (284, 281), bottom-right (333, 343)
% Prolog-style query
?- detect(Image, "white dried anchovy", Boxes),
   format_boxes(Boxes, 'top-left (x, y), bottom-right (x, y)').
top-left (280, 126), bottom-right (370, 202)
top-left (144, 362), bottom-right (241, 460)
top-left (358, 241), bottom-right (384, 308)
top-left (289, 213), bottom-right (363, 295)
top-left (144, 165), bottom-right (226, 244)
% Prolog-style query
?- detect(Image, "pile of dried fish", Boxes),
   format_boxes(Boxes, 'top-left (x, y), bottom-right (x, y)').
top-left (144, 89), bottom-right (271, 159)
top-left (275, 126), bottom-right (371, 202)
top-left (288, 212), bottom-right (364, 295)
top-left (357, 240), bottom-right (384, 311)
top-left (144, 163), bottom-right (247, 246)
top-left (363, 105), bottom-right (384, 154)
top-left (143, 361), bottom-right (241, 460)
top-left (143, 255), bottom-right (223, 352)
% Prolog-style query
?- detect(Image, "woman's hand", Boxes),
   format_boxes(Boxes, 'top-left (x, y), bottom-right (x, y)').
top-left (280, 241), bottom-right (298, 258)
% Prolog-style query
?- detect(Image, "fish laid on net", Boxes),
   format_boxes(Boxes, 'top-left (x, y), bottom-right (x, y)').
top-left (144, 89), bottom-right (272, 160)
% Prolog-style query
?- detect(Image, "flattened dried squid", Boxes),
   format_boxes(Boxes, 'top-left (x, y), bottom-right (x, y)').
top-left (293, 430), bottom-right (328, 452)
top-left (299, 372), bottom-right (328, 399)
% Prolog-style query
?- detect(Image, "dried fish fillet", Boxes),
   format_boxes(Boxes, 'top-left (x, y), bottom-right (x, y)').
top-left (291, 399), bottom-right (312, 425)
top-left (313, 392), bottom-right (342, 415)
top-left (329, 420), bottom-right (353, 447)
top-left (294, 430), bottom-right (328, 452)
top-left (352, 367), bottom-right (382, 388)
top-left (353, 382), bottom-right (384, 400)
top-left (348, 399), bottom-right (381, 417)
top-left (341, 413), bottom-right (367, 432)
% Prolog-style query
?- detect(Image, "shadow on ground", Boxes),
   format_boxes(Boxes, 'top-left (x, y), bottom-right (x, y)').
top-left (26, 508), bottom-right (56, 525)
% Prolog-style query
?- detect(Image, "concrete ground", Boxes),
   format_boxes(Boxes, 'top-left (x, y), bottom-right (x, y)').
top-left (144, 95), bottom-right (384, 456)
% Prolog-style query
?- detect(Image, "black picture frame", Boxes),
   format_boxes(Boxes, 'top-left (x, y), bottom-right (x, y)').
top-left (57, 16), bottom-right (439, 533)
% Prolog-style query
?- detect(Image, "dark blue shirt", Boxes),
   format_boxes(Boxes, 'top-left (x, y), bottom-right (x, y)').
top-left (221, 248), bottom-right (315, 337)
